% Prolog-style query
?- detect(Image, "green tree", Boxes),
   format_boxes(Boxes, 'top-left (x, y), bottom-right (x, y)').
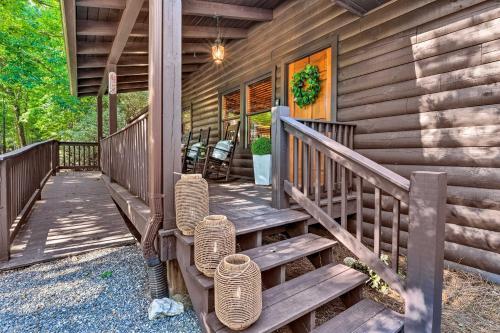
top-left (0, 0), bottom-right (148, 151)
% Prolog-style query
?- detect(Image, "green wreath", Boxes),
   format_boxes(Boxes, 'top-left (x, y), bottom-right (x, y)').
top-left (290, 64), bottom-right (321, 108)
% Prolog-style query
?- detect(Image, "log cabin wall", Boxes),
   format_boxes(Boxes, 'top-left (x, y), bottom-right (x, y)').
top-left (182, 0), bottom-right (500, 275)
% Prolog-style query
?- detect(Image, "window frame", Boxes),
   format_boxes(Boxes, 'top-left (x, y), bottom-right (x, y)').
top-left (218, 86), bottom-right (242, 139)
top-left (244, 74), bottom-right (273, 147)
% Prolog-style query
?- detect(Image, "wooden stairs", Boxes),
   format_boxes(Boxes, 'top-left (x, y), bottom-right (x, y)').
top-left (175, 205), bottom-right (404, 333)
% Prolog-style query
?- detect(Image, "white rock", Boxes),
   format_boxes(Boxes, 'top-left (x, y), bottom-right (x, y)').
top-left (148, 298), bottom-right (184, 320)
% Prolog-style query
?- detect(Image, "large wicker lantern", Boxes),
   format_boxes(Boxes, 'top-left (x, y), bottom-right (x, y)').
top-left (175, 174), bottom-right (209, 236)
top-left (194, 215), bottom-right (236, 277)
top-left (215, 254), bottom-right (262, 330)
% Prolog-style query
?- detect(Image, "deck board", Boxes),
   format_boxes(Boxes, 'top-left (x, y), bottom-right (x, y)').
top-left (0, 172), bottom-right (135, 270)
top-left (208, 180), bottom-right (275, 219)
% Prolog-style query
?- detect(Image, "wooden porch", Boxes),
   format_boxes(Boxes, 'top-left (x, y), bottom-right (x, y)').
top-left (0, 171), bottom-right (135, 271)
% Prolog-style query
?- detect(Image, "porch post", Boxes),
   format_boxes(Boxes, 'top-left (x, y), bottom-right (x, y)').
top-left (162, 0), bottom-right (184, 296)
top-left (271, 106), bottom-right (290, 209)
top-left (108, 64), bottom-right (117, 135)
top-left (97, 95), bottom-right (103, 168)
top-left (0, 160), bottom-right (11, 262)
top-left (146, 0), bottom-right (184, 297)
top-left (405, 171), bottom-right (447, 333)
top-left (97, 95), bottom-right (103, 140)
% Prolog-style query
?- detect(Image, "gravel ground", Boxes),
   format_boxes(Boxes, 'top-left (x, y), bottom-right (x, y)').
top-left (0, 245), bottom-right (201, 333)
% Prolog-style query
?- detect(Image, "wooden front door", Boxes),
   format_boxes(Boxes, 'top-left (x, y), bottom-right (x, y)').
top-left (288, 47), bottom-right (332, 120)
top-left (287, 48), bottom-right (332, 188)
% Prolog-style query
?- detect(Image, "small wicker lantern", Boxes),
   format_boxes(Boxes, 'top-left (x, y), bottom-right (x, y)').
top-left (194, 215), bottom-right (236, 277)
top-left (215, 254), bottom-right (262, 331)
top-left (175, 174), bottom-right (209, 236)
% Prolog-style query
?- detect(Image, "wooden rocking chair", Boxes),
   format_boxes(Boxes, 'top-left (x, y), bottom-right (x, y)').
top-left (202, 121), bottom-right (240, 181)
top-left (183, 127), bottom-right (211, 173)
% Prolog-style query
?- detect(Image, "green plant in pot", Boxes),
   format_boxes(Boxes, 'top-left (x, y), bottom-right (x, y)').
top-left (251, 137), bottom-right (272, 186)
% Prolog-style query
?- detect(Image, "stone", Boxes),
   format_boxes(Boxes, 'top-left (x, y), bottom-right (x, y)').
top-left (148, 298), bottom-right (184, 320)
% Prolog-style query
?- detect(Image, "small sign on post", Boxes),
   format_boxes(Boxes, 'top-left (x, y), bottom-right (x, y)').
top-left (108, 71), bottom-right (117, 95)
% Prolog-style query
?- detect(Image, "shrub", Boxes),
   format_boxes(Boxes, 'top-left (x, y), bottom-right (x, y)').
top-left (344, 255), bottom-right (390, 293)
top-left (251, 137), bottom-right (272, 155)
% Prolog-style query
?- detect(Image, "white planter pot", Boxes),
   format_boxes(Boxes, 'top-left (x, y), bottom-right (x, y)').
top-left (252, 154), bottom-right (272, 186)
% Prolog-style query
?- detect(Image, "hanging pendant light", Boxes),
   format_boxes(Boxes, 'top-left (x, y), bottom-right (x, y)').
top-left (212, 16), bottom-right (225, 64)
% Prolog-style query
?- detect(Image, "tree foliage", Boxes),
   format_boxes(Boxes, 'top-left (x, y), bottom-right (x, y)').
top-left (0, 0), bottom-right (148, 151)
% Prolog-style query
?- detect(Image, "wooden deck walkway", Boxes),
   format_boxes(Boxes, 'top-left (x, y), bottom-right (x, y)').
top-left (0, 172), bottom-right (135, 270)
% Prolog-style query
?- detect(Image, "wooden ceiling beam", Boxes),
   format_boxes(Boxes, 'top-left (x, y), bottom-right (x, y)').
top-left (77, 68), bottom-right (104, 79)
top-left (79, 75), bottom-right (149, 87)
top-left (78, 55), bottom-right (149, 68)
top-left (76, 20), bottom-right (148, 37)
top-left (76, 0), bottom-right (125, 9)
top-left (78, 81), bottom-right (148, 94)
top-left (78, 66), bottom-right (149, 79)
top-left (77, 41), bottom-right (148, 55)
top-left (78, 41), bottom-right (210, 56)
top-left (182, 0), bottom-right (273, 21)
top-left (183, 25), bottom-right (247, 39)
top-left (98, 0), bottom-right (146, 95)
top-left (60, 0), bottom-right (78, 96)
top-left (182, 43), bottom-right (210, 54)
top-left (76, 0), bottom-right (148, 11)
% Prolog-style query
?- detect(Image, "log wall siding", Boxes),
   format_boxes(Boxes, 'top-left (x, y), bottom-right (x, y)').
top-left (182, 0), bottom-right (500, 274)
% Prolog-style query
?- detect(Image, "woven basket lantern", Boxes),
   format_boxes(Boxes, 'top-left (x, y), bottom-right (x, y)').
top-left (194, 215), bottom-right (236, 277)
top-left (175, 174), bottom-right (209, 236)
top-left (214, 254), bottom-right (262, 331)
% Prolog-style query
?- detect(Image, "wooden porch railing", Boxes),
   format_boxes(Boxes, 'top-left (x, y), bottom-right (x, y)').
top-left (0, 140), bottom-right (58, 261)
top-left (100, 113), bottom-right (148, 204)
top-left (272, 106), bottom-right (447, 332)
top-left (59, 141), bottom-right (99, 170)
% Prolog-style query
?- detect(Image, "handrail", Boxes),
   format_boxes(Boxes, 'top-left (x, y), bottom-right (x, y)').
top-left (100, 115), bottom-right (148, 204)
top-left (295, 118), bottom-right (357, 127)
top-left (0, 140), bottom-right (56, 161)
top-left (0, 140), bottom-right (57, 261)
top-left (272, 106), bottom-right (447, 331)
top-left (102, 112), bottom-right (148, 141)
top-left (0, 140), bottom-right (101, 261)
top-left (58, 141), bottom-right (99, 170)
top-left (282, 116), bottom-right (410, 203)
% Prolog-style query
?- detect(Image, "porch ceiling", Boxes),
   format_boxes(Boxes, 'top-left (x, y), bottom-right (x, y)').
top-left (61, 0), bottom-right (287, 98)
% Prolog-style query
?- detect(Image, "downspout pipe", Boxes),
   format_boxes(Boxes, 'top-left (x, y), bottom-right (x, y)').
top-left (144, 0), bottom-right (168, 299)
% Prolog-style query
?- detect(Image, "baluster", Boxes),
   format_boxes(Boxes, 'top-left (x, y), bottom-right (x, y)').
top-left (348, 127), bottom-right (354, 190)
top-left (63, 145), bottom-right (66, 167)
top-left (355, 176), bottom-right (363, 241)
top-left (332, 125), bottom-right (338, 191)
top-left (302, 142), bottom-right (309, 197)
top-left (391, 198), bottom-right (400, 272)
top-left (374, 187), bottom-right (382, 257)
top-left (293, 137), bottom-right (298, 187)
top-left (315, 149), bottom-right (320, 206)
top-left (326, 157), bottom-right (333, 217)
top-left (340, 166), bottom-right (347, 229)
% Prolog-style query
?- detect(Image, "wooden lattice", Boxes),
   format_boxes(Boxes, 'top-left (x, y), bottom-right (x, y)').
top-left (175, 174), bottom-right (209, 236)
top-left (214, 254), bottom-right (262, 330)
top-left (194, 215), bottom-right (236, 277)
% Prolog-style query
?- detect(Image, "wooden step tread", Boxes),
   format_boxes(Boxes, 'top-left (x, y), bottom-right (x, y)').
top-left (187, 233), bottom-right (337, 290)
top-left (311, 299), bottom-right (404, 333)
top-left (175, 209), bottom-right (310, 246)
top-left (207, 264), bottom-right (368, 333)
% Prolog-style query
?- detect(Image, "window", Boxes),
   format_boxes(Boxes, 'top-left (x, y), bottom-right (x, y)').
top-left (221, 89), bottom-right (241, 137)
top-left (246, 76), bottom-right (272, 143)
